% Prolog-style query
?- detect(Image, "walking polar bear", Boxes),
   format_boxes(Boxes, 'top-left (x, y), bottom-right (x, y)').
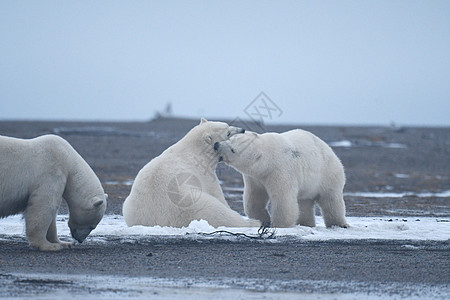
top-left (123, 118), bottom-right (260, 228)
top-left (214, 130), bottom-right (348, 228)
top-left (0, 135), bottom-right (107, 251)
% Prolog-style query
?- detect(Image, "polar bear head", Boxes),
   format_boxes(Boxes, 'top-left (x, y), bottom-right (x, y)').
top-left (192, 118), bottom-right (245, 147)
top-left (214, 131), bottom-right (264, 175)
top-left (68, 195), bottom-right (107, 243)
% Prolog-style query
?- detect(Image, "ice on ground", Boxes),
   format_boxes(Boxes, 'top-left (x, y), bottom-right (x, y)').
top-left (104, 180), bottom-right (134, 186)
top-left (394, 173), bottom-right (410, 179)
top-left (329, 140), bottom-right (352, 147)
top-left (223, 187), bottom-right (450, 199)
top-left (1, 215), bottom-right (449, 242)
top-left (328, 140), bottom-right (407, 149)
top-left (345, 190), bottom-right (450, 198)
top-left (3, 272), bottom-right (448, 299)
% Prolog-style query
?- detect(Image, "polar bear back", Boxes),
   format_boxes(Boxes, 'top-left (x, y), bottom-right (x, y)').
top-left (250, 129), bottom-right (345, 200)
top-left (281, 129), bottom-right (343, 169)
top-left (0, 135), bottom-right (72, 218)
top-left (0, 134), bottom-right (99, 217)
top-left (279, 129), bottom-right (345, 189)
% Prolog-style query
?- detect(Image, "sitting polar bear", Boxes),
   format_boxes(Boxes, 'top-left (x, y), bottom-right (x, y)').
top-left (123, 118), bottom-right (260, 228)
top-left (214, 130), bottom-right (348, 228)
top-left (0, 134), bottom-right (107, 251)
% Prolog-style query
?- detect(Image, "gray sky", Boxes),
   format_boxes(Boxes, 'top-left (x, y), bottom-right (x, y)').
top-left (1, 1), bottom-right (449, 126)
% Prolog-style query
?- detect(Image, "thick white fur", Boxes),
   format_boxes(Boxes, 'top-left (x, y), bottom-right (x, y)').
top-left (216, 130), bottom-right (348, 228)
top-left (0, 135), bottom-right (107, 251)
top-left (123, 119), bottom-right (260, 228)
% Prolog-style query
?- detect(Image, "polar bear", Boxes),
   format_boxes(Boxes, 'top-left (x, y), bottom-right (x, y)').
top-left (123, 118), bottom-right (260, 228)
top-left (0, 134), bottom-right (107, 251)
top-left (214, 130), bottom-right (348, 228)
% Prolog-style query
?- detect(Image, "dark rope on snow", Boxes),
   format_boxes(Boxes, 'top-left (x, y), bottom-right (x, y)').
top-left (195, 225), bottom-right (276, 240)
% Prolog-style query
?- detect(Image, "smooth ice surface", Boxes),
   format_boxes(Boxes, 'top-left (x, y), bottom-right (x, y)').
top-left (3, 272), bottom-right (449, 300)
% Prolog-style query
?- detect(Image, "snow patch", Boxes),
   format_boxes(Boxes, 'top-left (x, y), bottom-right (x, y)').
top-left (1, 215), bottom-right (449, 242)
top-left (222, 187), bottom-right (450, 199)
top-left (394, 173), bottom-right (410, 179)
top-left (103, 180), bottom-right (134, 186)
top-left (345, 190), bottom-right (450, 198)
top-left (328, 140), bottom-right (407, 149)
top-left (329, 140), bottom-right (352, 147)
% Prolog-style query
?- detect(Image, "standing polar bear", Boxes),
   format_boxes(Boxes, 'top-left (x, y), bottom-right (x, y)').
top-left (0, 134), bottom-right (107, 251)
top-left (123, 118), bottom-right (260, 228)
top-left (214, 130), bottom-right (348, 228)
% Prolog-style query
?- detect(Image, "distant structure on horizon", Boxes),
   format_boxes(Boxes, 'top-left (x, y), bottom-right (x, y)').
top-left (154, 103), bottom-right (173, 119)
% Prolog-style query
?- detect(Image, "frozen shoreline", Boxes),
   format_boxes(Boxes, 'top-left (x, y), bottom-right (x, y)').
top-left (2, 272), bottom-right (448, 299)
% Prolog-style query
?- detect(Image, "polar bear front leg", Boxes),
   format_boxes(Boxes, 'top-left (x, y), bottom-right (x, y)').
top-left (46, 215), bottom-right (74, 249)
top-left (25, 192), bottom-right (65, 251)
top-left (297, 198), bottom-right (316, 227)
top-left (267, 187), bottom-right (299, 228)
top-left (243, 175), bottom-right (270, 226)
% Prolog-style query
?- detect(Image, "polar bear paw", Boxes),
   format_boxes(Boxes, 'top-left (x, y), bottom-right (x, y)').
top-left (33, 241), bottom-right (74, 251)
top-left (59, 241), bottom-right (75, 249)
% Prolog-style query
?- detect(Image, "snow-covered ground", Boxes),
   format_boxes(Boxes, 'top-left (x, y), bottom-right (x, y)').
top-left (1, 214), bottom-right (449, 242)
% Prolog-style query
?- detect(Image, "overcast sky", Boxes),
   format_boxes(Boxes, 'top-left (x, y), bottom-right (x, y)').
top-left (1, 1), bottom-right (449, 126)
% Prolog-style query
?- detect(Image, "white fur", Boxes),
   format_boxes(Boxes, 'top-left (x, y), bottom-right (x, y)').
top-left (215, 130), bottom-right (348, 228)
top-left (0, 135), bottom-right (107, 251)
top-left (123, 119), bottom-right (260, 228)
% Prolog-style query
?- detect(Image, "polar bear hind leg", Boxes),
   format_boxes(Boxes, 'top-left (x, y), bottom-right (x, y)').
top-left (191, 193), bottom-right (261, 228)
top-left (243, 176), bottom-right (271, 226)
top-left (317, 190), bottom-right (348, 228)
top-left (297, 198), bottom-right (316, 227)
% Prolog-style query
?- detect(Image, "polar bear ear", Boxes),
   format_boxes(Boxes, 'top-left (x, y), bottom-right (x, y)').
top-left (200, 117), bottom-right (208, 124)
top-left (203, 134), bottom-right (213, 144)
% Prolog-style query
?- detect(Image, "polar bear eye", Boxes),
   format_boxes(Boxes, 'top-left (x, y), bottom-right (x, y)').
top-left (231, 148), bottom-right (236, 153)
top-left (227, 131), bottom-right (231, 137)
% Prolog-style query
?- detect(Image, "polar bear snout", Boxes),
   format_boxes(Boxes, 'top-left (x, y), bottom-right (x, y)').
top-left (214, 141), bottom-right (236, 164)
top-left (229, 126), bottom-right (245, 137)
top-left (214, 142), bottom-right (224, 162)
top-left (70, 226), bottom-right (94, 243)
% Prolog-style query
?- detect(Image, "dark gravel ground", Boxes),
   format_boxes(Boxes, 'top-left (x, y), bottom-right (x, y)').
top-left (0, 118), bottom-right (449, 298)
top-left (0, 237), bottom-right (449, 297)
